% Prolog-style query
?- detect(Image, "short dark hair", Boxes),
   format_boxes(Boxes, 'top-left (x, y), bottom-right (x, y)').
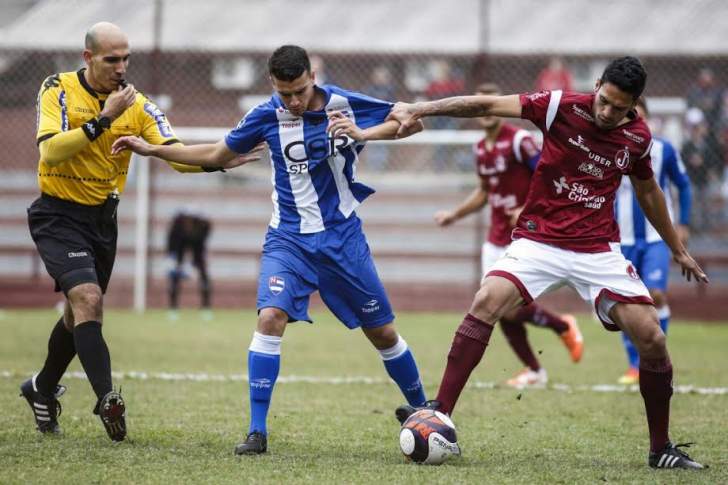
top-left (600, 56), bottom-right (647, 100)
top-left (268, 45), bottom-right (310, 81)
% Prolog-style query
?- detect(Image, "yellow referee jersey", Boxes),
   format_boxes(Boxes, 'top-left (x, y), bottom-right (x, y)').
top-left (36, 69), bottom-right (201, 205)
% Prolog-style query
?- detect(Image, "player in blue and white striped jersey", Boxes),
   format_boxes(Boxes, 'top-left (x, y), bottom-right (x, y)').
top-left (113, 45), bottom-right (427, 455)
top-left (614, 97), bottom-right (692, 385)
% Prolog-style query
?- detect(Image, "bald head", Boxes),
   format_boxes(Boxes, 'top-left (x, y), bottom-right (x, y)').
top-left (85, 22), bottom-right (128, 53)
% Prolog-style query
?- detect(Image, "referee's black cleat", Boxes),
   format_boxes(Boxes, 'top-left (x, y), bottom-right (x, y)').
top-left (234, 431), bottom-right (267, 455)
top-left (94, 390), bottom-right (127, 442)
top-left (649, 442), bottom-right (707, 469)
top-left (395, 399), bottom-right (442, 425)
top-left (19, 375), bottom-right (65, 434)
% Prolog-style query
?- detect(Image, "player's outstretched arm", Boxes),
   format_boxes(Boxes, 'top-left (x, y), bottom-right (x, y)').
top-left (387, 95), bottom-right (522, 137)
top-left (326, 111), bottom-right (424, 141)
top-left (112, 137), bottom-right (264, 169)
top-left (434, 184), bottom-right (488, 227)
top-left (631, 175), bottom-right (709, 283)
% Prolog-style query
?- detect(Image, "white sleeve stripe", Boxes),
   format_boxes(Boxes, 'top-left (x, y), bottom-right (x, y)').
top-left (545, 90), bottom-right (562, 131)
top-left (512, 129), bottom-right (528, 163)
top-left (640, 139), bottom-right (653, 159)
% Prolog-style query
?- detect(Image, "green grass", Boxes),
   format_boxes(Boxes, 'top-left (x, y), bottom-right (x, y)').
top-left (1, 309), bottom-right (727, 484)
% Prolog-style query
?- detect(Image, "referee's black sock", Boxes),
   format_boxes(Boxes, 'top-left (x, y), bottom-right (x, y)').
top-left (73, 321), bottom-right (113, 400)
top-left (36, 317), bottom-right (76, 396)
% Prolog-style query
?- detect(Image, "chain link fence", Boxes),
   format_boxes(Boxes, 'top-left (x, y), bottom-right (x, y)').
top-left (1, 0), bottom-right (726, 309)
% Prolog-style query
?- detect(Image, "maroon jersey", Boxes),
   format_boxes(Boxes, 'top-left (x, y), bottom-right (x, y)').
top-left (475, 123), bottom-right (538, 246)
top-left (514, 90), bottom-right (653, 253)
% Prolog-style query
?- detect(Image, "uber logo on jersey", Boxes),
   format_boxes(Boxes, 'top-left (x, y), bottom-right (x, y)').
top-left (283, 134), bottom-right (353, 163)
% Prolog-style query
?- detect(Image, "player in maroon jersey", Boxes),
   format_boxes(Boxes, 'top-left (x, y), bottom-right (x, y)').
top-left (392, 57), bottom-right (708, 469)
top-left (433, 83), bottom-right (583, 389)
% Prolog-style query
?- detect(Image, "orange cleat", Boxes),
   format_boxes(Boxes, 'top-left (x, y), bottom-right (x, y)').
top-left (559, 314), bottom-right (583, 363)
top-left (618, 367), bottom-right (640, 385)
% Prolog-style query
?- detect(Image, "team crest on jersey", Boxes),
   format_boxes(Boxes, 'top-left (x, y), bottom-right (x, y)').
top-left (269, 276), bottom-right (285, 295)
top-left (627, 264), bottom-right (640, 280)
top-left (615, 146), bottom-right (630, 170)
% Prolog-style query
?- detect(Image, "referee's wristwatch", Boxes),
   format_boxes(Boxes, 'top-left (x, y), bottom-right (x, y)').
top-left (97, 115), bottom-right (112, 129)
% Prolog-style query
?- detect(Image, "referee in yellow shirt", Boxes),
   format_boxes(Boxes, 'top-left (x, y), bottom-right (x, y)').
top-left (20, 22), bottom-right (260, 442)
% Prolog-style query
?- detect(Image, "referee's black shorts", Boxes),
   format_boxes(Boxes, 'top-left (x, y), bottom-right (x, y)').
top-left (27, 193), bottom-right (118, 295)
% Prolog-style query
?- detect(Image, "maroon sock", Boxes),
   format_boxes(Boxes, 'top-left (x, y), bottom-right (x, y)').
top-left (639, 357), bottom-right (673, 452)
top-left (499, 317), bottom-right (540, 371)
top-left (516, 303), bottom-right (569, 334)
top-left (435, 313), bottom-right (494, 415)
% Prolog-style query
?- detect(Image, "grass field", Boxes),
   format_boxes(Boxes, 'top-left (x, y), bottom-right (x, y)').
top-left (1, 309), bottom-right (726, 484)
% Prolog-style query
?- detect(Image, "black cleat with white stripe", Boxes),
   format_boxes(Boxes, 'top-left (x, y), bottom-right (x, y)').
top-left (94, 390), bottom-right (127, 442)
top-left (649, 442), bottom-right (707, 469)
top-left (19, 375), bottom-right (65, 434)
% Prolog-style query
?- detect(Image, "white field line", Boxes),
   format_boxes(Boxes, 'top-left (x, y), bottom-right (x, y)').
top-left (2, 370), bottom-right (727, 395)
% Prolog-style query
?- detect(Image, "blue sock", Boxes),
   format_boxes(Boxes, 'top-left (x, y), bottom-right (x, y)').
top-left (621, 331), bottom-right (640, 370)
top-left (379, 337), bottom-right (426, 406)
top-left (247, 332), bottom-right (281, 436)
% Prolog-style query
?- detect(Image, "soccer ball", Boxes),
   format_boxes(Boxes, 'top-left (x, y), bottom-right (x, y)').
top-left (399, 408), bottom-right (460, 465)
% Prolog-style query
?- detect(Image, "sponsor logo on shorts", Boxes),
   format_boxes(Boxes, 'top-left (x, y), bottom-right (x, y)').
top-left (268, 276), bottom-right (285, 295)
top-left (68, 251), bottom-right (88, 258)
top-left (362, 299), bottom-right (380, 313)
top-left (627, 264), bottom-right (640, 280)
top-left (250, 378), bottom-right (272, 389)
top-left (647, 269), bottom-right (663, 281)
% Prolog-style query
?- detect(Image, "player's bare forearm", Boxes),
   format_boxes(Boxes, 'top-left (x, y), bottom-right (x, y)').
top-left (454, 187), bottom-right (488, 219)
top-left (148, 142), bottom-right (230, 166)
top-left (418, 94), bottom-right (522, 119)
top-left (362, 119), bottom-right (423, 141)
top-left (113, 137), bottom-right (237, 167)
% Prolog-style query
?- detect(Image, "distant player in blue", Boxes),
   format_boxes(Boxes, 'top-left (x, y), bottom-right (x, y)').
top-left (615, 97), bottom-right (692, 385)
top-left (113, 45), bottom-right (427, 455)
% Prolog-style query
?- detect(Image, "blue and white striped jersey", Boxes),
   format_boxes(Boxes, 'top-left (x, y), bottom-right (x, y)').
top-left (225, 84), bottom-right (392, 234)
top-left (616, 138), bottom-right (692, 245)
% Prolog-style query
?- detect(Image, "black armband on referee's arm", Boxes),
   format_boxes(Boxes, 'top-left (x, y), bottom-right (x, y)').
top-left (81, 117), bottom-right (103, 141)
top-left (202, 166), bottom-right (227, 172)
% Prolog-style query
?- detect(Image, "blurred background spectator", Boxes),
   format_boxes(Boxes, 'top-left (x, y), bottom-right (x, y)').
top-left (535, 56), bottom-right (574, 92)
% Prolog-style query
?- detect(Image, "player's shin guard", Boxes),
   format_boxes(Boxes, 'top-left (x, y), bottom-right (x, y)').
top-left (36, 317), bottom-right (76, 396)
top-left (247, 332), bottom-right (281, 436)
top-left (639, 356), bottom-right (673, 452)
top-left (73, 321), bottom-right (112, 400)
top-left (436, 313), bottom-right (494, 415)
top-left (379, 337), bottom-right (426, 406)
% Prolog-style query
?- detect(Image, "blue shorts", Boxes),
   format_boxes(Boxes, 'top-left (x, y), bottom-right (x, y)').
top-left (256, 216), bottom-right (394, 329)
top-left (621, 240), bottom-right (670, 291)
